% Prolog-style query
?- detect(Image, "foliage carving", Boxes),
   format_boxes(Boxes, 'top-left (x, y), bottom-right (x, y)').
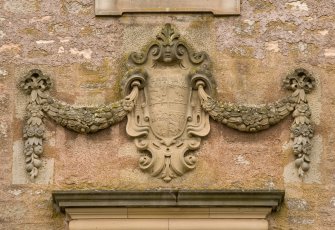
top-left (19, 69), bottom-right (50, 179)
top-left (285, 69), bottom-right (315, 176)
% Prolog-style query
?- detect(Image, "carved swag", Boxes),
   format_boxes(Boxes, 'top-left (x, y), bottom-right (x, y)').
top-left (19, 24), bottom-right (316, 182)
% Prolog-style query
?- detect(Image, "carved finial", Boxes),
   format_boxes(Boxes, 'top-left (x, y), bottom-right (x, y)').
top-left (19, 69), bottom-right (52, 95)
top-left (128, 23), bottom-right (209, 67)
top-left (156, 23), bottom-right (180, 46)
top-left (283, 68), bottom-right (315, 93)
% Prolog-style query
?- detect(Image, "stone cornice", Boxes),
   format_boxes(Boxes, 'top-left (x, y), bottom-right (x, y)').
top-left (52, 190), bottom-right (284, 213)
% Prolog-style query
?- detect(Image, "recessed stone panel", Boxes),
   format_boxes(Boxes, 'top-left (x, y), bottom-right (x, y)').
top-left (95, 0), bottom-right (240, 16)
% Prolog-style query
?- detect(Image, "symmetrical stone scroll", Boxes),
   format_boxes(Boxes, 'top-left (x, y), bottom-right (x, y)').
top-left (19, 24), bottom-right (316, 181)
top-left (123, 24), bottom-right (213, 182)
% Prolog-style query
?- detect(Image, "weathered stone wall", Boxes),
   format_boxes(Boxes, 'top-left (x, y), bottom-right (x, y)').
top-left (0, 0), bottom-right (334, 229)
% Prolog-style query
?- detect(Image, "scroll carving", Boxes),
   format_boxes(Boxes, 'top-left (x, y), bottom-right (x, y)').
top-left (19, 24), bottom-right (316, 181)
top-left (123, 24), bottom-right (213, 182)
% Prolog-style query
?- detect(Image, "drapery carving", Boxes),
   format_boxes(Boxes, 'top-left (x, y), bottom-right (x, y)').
top-left (19, 24), bottom-right (316, 181)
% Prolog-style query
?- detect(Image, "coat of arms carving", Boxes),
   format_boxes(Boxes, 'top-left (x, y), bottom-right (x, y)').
top-left (123, 24), bottom-right (213, 181)
top-left (19, 24), bottom-right (316, 182)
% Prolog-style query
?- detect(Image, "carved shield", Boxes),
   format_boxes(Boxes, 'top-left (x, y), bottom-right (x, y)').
top-left (123, 24), bottom-right (214, 182)
top-left (147, 69), bottom-right (189, 139)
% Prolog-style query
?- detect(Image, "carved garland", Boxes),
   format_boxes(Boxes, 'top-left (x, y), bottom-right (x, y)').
top-left (19, 24), bottom-right (316, 181)
top-left (197, 68), bottom-right (315, 177)
top-left (19, 70), bottom-right (139, 179)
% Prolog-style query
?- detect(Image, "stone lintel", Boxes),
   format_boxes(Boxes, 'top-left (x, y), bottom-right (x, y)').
top-left (52, 190), bottom-right (284, 213)
top-left (95, 0), bottom-right (241, 16)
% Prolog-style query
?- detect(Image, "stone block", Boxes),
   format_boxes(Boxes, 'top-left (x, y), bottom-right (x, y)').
top-left (0, 67), bottom-right (8, 77)
top-left (4, 0), bottom-right (39, 14)
top-left (287, 198), bottom-right (309, 211)
top-left (0, 121), bottom-right (8, 139)
top-left (288, 216), bottom-right (315, 225)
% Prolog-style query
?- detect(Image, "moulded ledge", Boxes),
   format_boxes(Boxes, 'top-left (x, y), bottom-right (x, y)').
top-left (52, 190), bottom-right (284, 213)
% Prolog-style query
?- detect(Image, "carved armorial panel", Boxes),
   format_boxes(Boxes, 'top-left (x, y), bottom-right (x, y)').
top-left (122, 24), bottom-right (213, 182)
top-left (19, 24), bottom-right (316, 182)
